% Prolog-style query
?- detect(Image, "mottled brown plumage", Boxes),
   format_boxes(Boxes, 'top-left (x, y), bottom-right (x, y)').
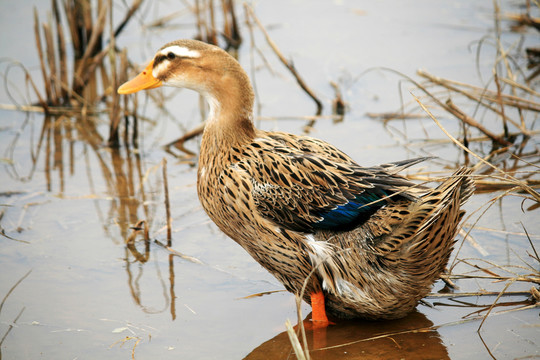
top-left (118, 39), bottom-right (475, 322)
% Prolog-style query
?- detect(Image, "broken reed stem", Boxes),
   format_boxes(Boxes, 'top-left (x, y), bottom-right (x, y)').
top-left (460, 256), bottom-right (537, 277)
top-left (42, 21), bottom-right (59, 105)
top-left (164, 122), bottom-right (204, 155)
top-left (34, 8), bottom-right (53, 104)
top-left (294, 261), bottom-right (323, 358)
top-left (492, 0), bottom-right (517, 139)
top-left (286, 319), bottom-right (308, 360)
top-left (244, 4), bottom-right (323, 115)
top-left (0, 282), bottom-right (26, 346)
top-left (499, 76), bottom-right (540, 97)
top-left (446, 274), bottom-right (539, 284)
top-left (426, 290), bottom-right (532, 298)
top-left (131, 336), bottom-right (141, 360)
top-left (221, 0), bottom-right (242, 48)
top-left (107, 0), bottom-right (121, 148)
top-left (445, 99), bottom-right (512, 146)
top-left (493, 71), bottom-right (510, 139)
top-left (74, 1), bottom-right (108, 86)
top-left (0, 270), bottom-right (32, 314)
top-left (162, 158), bottom-right (172, 246)
top-left (52, 0), bottom-right (69, 103)
top-left (449, 186), bottom-right (525, 273)
top-left (154, 240), bottom-right (204, 265)
top-left (207, 0), bottom-right (218, 45)
top-left (194, 0), bottom-right (203, 41)
top-left (374, 66), bottom-right (525, 148)
top-left (63, 0), bottom-right (82, 60)
top-left (221, 0), bottom-right (232, 41)
top-left (80, 44), bottom-right (112, 89)
top-left (0, 306), bottom-right (25, 349)
top-left (296, 295), bottom-right (311, 360)
top-left (0, 103), bottom-right (108, 114)
top-left (113, 0), bottom-right (143, 38)
top-left (521, 222), bottom-right (540, 262)
top-left (477, 279), bottom-right (515, 332)
top-left (28, 0), bottom-right (143, 150)
top-left (408, 174), bottom-right (540, 192)
top-left (412, 94), bottom-right (540, 203)
top-left (416, 69), bottom-right (536, 134)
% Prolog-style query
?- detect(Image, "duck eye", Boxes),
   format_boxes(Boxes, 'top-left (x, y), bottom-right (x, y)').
top-left (167, 52), bottom-right (176, 60)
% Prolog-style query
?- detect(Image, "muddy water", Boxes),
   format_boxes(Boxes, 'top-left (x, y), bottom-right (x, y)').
top-left (1, 1), bottom-right (539, 359)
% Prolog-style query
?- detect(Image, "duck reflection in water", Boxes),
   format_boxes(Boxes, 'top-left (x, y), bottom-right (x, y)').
top-left (244, 310), bottom-right (448, 360)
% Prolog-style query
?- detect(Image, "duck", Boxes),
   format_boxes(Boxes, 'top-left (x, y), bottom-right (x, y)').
top-left (118, 39), bottom-right (475, 326)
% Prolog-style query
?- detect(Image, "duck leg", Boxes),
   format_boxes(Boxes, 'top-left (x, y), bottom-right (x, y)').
top-left (310, 291), bottom-right (331, 327)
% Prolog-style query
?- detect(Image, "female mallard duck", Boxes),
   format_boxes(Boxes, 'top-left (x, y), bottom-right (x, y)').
top-left (118, 39), bottom-right (474, 326)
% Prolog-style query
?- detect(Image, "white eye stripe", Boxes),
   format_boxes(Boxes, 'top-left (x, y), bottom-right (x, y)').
top-left (152, 46), bottom-right (201, 78)
top-left (152, 61), bottom-right (168, 78)
top-left (158, 45), bottom-right (200, 59)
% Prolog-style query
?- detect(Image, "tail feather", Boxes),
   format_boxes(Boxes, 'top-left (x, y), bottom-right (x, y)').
top-left (416, 167), bottom-right (475, 235)
top-left (452, 167), bottom-right (475, 205)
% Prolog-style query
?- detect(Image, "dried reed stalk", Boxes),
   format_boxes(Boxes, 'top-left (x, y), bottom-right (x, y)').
top-left (445, 99), bottom-right (512, 147)
top-left (42, 22), bottom-right (60, 105)
top-left (207, 0), bottom-right (218, 45)
top-left (52, 0), bottom-right (69, 103)
top-left (34, 9), bottom-right (52, 104)
top-left (162, 158), bottom-right (172, 246)
top-left (413, 94), bottom-right (540, 203)
top-left (154, 240), bottom-right (204, 265)
top-left (221, 0), bottom-right (241, 48)
top-left (286, 319), bottom-right (308, 360)
top-left (107, 0), bottom-right (121, 147)
top-left (417, 70), bottom-right (538, 132)
top-left (244, 4), bottom-right (323, 115)
top-left (73, 1), bottom-right (108, 93)
top-left (113, 0), bottom-right (143, 38)
top-left (22, 0), bottom-right (145, 150)
top-left (164, 122), bottom-right (204, 155)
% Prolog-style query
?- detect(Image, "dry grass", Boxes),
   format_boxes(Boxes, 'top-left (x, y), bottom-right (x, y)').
top-left (1, 1), bottom-right (538, 358)
top-left (1, 0), bottom-right (143, 148)
top-left (366, 6), bottom-right (540, 200)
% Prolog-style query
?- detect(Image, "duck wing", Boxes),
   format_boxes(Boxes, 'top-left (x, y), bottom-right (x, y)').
top-left (241, 133), bottom-right (427, 232)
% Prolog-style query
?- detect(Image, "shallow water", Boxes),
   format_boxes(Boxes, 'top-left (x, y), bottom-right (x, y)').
top-left (1, 0), bottom-right (539, 359)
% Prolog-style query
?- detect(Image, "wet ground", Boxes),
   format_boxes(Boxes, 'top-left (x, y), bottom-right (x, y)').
top-left (1, 0), bottom-right (539, 359)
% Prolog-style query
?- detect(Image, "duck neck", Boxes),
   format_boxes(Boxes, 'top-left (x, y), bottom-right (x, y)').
top-left (201, 67), bottom-right (256, 156)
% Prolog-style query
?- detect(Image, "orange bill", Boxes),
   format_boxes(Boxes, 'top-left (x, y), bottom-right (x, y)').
top-left (117, 60), bottom-right (162, 94)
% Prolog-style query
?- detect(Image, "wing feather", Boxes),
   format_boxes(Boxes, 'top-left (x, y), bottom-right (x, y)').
top-left (235, 132), bottom-right (426, 232)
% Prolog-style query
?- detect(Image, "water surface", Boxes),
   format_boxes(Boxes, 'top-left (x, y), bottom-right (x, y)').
top-left (0, 1), bottom-right (538, 359)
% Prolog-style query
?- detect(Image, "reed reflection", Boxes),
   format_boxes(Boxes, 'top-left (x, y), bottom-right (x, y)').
top-left (4, 109), bottom-right (179, 320)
